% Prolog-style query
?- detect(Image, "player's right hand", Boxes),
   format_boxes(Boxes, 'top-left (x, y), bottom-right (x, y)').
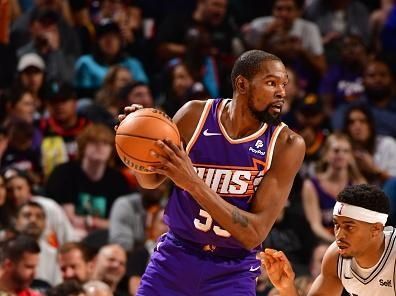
top-left (259, 249), bottom-right (296, 292)
top-left (115, 104), bottom-right (143, 131)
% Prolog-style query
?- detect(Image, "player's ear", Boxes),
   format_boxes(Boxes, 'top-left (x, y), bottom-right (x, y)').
top-left (235, 75), bottom-right (249, 94)
top-left (370, 223), bottom-right (383, 237)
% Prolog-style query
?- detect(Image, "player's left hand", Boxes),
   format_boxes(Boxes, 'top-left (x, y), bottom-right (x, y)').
top-left (148, 139), bottom-right (200, 191)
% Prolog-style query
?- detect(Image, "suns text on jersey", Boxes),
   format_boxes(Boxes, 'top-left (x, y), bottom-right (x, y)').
top-left (193, 166), bottom-right (265, 197)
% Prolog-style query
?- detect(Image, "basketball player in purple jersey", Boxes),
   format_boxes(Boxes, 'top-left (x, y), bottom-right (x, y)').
top-left (118, 50), bottom-right (306, 295)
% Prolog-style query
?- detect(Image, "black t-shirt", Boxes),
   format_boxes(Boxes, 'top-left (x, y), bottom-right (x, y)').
top-left (46, 161), bottom-right (130, 218)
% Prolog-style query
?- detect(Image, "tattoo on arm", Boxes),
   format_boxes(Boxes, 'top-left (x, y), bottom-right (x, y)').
top-left (232, 208), bottom-right (248, 227)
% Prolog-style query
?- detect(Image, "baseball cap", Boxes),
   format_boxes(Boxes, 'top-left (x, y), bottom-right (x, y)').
top-left (96, 20), bottom-right (121, 38)
top-left (17, 53), bottom-right (45, 72)
top-left (44, 81), bottom-right (77, 102)
top-left (296, 93), bottom-right (323, 116)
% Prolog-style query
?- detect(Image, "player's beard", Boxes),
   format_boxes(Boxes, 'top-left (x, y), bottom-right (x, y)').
top-left (248, 97), bottom-right (281, 126)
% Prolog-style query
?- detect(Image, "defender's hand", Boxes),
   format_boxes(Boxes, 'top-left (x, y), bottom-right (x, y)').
top-left (260, 249), bottom-right (295, 291)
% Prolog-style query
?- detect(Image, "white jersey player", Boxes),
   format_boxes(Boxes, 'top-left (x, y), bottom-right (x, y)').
top-left (260, 184), bottom-right (395, 296)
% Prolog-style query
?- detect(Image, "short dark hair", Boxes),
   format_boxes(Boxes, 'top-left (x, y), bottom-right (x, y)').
top-left (17, 201), bottom-right (46, 217)
top-left (46, 280), bottom-right (85, 296)
top-left (58, 242), bottom-right (95, 262)
top-left (0, 235), bottom-right (40, 264)
top-left (337, 184), bottom-right (390, 215)
top-left (230, 50), bottom-right (282, 90)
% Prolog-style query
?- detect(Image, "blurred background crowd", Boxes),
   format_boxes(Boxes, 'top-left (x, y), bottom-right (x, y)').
top-left (0, 0), bottom-right (395, 295)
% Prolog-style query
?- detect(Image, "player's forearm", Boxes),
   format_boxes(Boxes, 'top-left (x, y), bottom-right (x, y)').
top-left (187, 178), bottom-right (268, 249)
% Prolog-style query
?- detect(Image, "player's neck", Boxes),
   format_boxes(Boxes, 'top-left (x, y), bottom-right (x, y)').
top-left (355, 233), bottom-right (385, 269)
top-left (223, 98), bottom-right (263, 138)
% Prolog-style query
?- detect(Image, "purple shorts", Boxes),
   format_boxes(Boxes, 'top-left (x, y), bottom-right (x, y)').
top-left (137, 232), bottom-right (261, 296)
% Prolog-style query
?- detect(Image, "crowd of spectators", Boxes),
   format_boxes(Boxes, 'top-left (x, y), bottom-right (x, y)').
top-left (0, 0), bottom-right (395, 295)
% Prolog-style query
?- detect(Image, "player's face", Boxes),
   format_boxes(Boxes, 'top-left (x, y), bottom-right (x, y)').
top-left (58, 249), bottom-right (91, 283)
top-left (247, 60), bottom-right (288, 125)
top-left (333, 216), bottom-right (373, 258)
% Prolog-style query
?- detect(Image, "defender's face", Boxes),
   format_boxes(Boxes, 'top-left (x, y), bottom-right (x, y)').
top-left (333, 216), bottom-right (373, 258)
top-left (247, 60), bottom-right (288, 124)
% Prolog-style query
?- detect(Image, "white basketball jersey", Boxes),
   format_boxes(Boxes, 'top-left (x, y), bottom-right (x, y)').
top-left (337, 227), bottom-right (396, 296)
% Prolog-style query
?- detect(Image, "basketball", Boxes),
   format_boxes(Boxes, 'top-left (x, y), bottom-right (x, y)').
top-left (115, 108), bottom-right (181, 174)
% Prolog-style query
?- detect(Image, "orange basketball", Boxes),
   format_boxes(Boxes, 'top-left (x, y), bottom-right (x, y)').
top-left (115, 108), bottom-right (181, 174)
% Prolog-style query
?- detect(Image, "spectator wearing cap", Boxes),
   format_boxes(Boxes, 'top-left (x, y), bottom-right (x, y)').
top-left (39, 81), bottom-right (90, 177)
top-left (45, 123), bottom-right (130, 238)
top-left (16, 8), bottom-right (77, 83)
top-left (74, 21), bottom-right (148, 99)
top-left (290, 94), bottom-right (332, 178)
top-left (243, 0), bottom-right (326, 75)
top-left (15, 53), bottom-right (46, 112)
top-left (4, 168), bottom-right (76, 248)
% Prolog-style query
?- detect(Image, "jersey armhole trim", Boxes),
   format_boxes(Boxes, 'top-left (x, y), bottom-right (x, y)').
top-left (264, 123), bottom-right (287, 172)
top-left (186, 99), bottom-right (213, 154)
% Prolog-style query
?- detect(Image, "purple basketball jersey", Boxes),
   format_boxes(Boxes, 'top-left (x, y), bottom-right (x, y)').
top-left (164, 98), bottom-right (286, 251)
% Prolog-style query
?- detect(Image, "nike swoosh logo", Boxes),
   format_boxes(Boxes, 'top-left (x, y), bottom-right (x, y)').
top-left (203, 129), bottom-right (222, 136)
top-left (249, 265), bottom-right (261, 272)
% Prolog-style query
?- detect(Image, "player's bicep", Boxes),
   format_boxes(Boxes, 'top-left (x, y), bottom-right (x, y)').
top-left (308, 243), bottom-right (343, 296)
top-left (252, 130), bottom-right (305, 215)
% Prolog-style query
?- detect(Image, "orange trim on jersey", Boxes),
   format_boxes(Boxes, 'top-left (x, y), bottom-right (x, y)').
top-left (186, 99), bottom-right (214, 154)
top-left (193, 157), bottom-right (266, 171)
top-left (217, 99), bottom-right (269, 144)
top-left (264, 123), bottom-right (287, 172)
